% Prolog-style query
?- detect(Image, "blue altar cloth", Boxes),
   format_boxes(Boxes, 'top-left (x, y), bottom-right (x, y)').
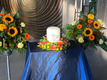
top-left (21, 42), bottom-right (94, 80)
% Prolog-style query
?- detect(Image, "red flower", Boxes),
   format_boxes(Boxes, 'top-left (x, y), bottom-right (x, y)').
top-left (0, 13), bottom-right (4, 16)
top-left (5, 29), bottom-right (8, 32)
top-left (39, 42), bottom-right (42, 47)
top-left (88, 24), bottom-right (92, 27)
top-left (16, 43), bottom-right (18, 46)
top-left (65, 41), bottom-right (67, 43)
top-left (72, 34), bottom-right (74, 37)
top-left (57, 43), bottom-right (61, 48)
top-left (50, 45), bottom-right (56, 50)
top-left (43, 41), bottom-right (49, 44)
top-left (85, 22), bottom-right (87, 25)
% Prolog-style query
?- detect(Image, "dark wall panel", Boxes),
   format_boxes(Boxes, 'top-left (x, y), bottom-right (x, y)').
top-left (0, 0), bottom-right (62, 41)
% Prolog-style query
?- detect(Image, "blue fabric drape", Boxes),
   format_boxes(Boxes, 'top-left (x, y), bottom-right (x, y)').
top-left (21, 42), bottom-right (94, 80)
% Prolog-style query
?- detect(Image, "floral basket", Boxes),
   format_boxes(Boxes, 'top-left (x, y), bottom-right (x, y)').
top-left (63, 14), bottom-right (107, 51)
top-left (0, 8), bottom-right (29, 54)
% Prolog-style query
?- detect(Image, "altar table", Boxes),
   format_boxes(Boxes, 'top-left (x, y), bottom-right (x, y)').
top-left (21, 41), bottom-right (94, 80)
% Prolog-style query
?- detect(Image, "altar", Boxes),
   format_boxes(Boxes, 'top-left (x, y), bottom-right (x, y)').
top-left (21, 41), bottom-right (94, 80)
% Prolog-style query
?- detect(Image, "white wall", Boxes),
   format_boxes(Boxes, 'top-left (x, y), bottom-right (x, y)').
top-left (62, 0), bottom-right (75, 26)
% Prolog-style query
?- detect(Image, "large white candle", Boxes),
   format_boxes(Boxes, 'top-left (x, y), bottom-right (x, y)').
top-left (47, 26), bottom-right (60, 42)
top-left (80, 0), bottom-right (83, 11)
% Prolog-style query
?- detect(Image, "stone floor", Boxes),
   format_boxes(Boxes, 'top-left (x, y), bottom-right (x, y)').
top-left (0, 51), bottom-right (26, 80)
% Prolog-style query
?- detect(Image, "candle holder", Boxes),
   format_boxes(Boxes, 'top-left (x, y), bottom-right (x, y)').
top-left (4, 51), bottom-right (12, 80)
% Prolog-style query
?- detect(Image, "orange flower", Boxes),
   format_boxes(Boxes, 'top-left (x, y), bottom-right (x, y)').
top-left (77, 24), bottom-right (82, 29)
top-left (50, 45), bottom-right (56, 50)
top-left (89, 35), bottom-right (95, 41)
top-left (0, 13), bottom-right (4, 16)
top-left (25, 33), bottom-right (29, 39)
top-left (88, 20), bottom-right (93, 24)
top-left (60, 38), bottom-right (63, 40)
top-left (58, 41), bottom-right (64, 44)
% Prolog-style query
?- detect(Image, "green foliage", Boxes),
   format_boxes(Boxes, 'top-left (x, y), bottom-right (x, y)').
top-left (62, 13), bottom-right (107, 51)
top-left (0, 8), bottom-right (29, 54)
top-left (89, 0), bottom-right (97, 17)
top-left (99, 43), bottom-right (107, 51)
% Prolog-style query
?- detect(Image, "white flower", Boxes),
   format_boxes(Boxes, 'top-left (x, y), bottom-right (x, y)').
top-left (78, 37), bottom-right (84, 43)
top-left (0, 41), bottom-right (2, 47)
top-left (98, 19), bottom-right (102, 24)
top-left (72, 21), bottom-right (76, 25)
top-left (20, 22), bottom-right (25, 27)
top-left (17, 43), bottom-right (24, 48)
top-left (99, 39), bottom-right (104, 44)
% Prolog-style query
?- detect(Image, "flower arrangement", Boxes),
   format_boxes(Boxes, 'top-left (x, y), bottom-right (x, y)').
top-left (0, 9), bottom-right (29, 54)
top-left (63, 14), bottom-right (107, 51)
top-left (38, 36), bottom-right (70, 51)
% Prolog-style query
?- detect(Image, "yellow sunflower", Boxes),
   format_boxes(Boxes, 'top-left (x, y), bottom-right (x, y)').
top-left (8, 26), bottom-right (18, 37)
top-left (0, 24), bottom-right (7, 31)
top-left (83, 28), bottom-right (93, 36)
top-left (2, 15), bottom-right (14, 23)
top-left (94, 21), bottom-right (101, 29)
top-left (88, 14), bottom-right (94, 20)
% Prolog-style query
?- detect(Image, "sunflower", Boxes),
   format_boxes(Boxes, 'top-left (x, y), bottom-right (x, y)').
top-left (0, 24), bottom-right (7, 31)
top-left (89, 35), bottom-right (95, 41)
top-left (88, 14), bottom-right (94, 20)
top-left (83, 28), bottom-right (93, 36)
top-left (2, 15), bottom-right (14, 23)
top-left (94, 21), bottom-right (101, 29)
top-left (8, 26), bottom-right (18, 37)
top-left (77, 24), bottom-right (82, 29)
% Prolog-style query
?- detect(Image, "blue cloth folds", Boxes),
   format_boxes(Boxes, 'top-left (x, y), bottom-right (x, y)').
top-left (21, 42), bottom-right (94, 80)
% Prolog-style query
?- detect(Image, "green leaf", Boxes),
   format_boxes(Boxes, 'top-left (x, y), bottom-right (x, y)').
top-left (14, 10), bottom-right (20, 18)
top-left (23, 29), bottom-right (28, 33)
top-left (8, 21), bottom-right (16, 27)
top-left (64, 24), bottom-right (73, 30)
top-left (100, 27), bottom-right (106, 30)
top-left (99, 43), bottom-right (107, 51)
top-left (0, 31), bottom-right (5, 37)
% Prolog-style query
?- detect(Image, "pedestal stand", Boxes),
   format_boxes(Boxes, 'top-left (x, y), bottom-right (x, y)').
top-left (4, 51), bottom-right (12, 80)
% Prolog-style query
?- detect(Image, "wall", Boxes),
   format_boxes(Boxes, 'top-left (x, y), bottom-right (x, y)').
top-left (0, 0), bottom-right (62, 41)
top-left (62, 0), bottom-right (89, 26)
